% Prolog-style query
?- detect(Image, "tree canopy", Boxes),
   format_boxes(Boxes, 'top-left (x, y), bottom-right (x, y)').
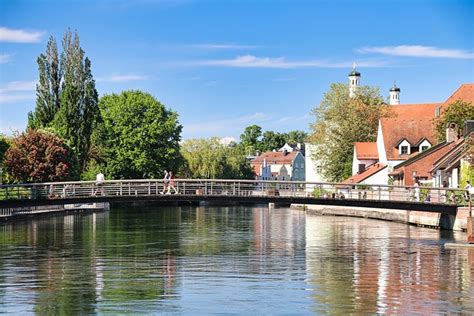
top-left (28, 30), bottom-right (99, 173)
top-left (434, 100), bottom-right (474, 142)
top-left (239, 125), bottom-right (307, 154)
top-left (95, 90), bottom-right (182, 179)
top-left (180, 138), bottom-right (254, 179)
top-left (4, 129), bottom-right (77, 183)
top-left (308, 83), bottom-right (391, 182)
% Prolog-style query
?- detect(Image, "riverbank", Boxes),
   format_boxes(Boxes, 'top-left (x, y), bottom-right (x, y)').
top-left (292, 204), bottom-right (470, 231)
top-left (0, 203), bottom-right (110, 222)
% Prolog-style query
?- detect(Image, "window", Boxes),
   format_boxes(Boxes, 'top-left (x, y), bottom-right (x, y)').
top-left (421, 146), bottom-right (429, 152)
top-left (316, 165), bottom-right (322, 173)
top-left (401, 146), bottom-right (408, 154)
top-left (435, 107), bottom-right (441, 118)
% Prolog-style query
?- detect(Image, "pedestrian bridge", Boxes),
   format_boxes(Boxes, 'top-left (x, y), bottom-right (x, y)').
top-left (0, 179), bottom-right (467, 215)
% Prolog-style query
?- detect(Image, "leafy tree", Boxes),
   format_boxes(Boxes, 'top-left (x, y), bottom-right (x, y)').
top-left (96, 90), bottom-right (182, 179)
top-left (4, 129), bottom-right (77, 183)
top-left (0, 135), bottom-right (10, 165)
top-left (28, 36), bottom-right (62, 129)
top-left (434, 100), bottom-right (474, 142)
top-left (180, 138), bottom-right (254, 179)
top-left (309, 83), bottom-right (391, 182)
top-left (260, 131), bottom-right (286, 152)
top-left (28, 30), bottom-right (99, 173)
top-left (284, 130), bottom-right (308, 144)
top-left (240, 125), bottom-right (262, 154)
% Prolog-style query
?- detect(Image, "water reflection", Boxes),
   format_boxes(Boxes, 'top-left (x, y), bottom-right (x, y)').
top-left (305, 216), bottom-right (474, 314)
top-left (0, 206), bottom-right (473, 314)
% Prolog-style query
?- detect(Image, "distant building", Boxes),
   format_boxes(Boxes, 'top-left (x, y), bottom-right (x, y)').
top-left (251, 150), bottom-right (305, 181)
top-left (279, 142), bottom-right (305, 156)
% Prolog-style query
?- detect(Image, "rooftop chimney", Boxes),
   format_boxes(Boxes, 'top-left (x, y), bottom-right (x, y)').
top-left (446, 122), bottom-right (459, 143)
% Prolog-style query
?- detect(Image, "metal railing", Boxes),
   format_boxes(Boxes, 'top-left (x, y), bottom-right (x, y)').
top-left (0, 179), bottom-right (470, 206)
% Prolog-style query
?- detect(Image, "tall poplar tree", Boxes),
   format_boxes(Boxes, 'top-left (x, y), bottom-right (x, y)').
top-left (28, 29), bottom-right (99, 173)
top-left (28, 36), bottom-right (62, 128)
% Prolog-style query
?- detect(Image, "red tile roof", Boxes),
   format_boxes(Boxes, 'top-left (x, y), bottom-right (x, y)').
top-left (380, 103), bottom-right (440, 160)
top-left (341, 163), bottom-right (387, 184)
top-left (251, 151), bottom-right (298, 176)
top-left (389, 141), bottom-right (456, 186)
top-left (355, 142), bottom-right (378, 159)
top-left (442, 83), bottom-right (474, 109)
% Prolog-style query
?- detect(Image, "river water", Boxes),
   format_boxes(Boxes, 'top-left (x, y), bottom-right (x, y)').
top-left (0, 205), bottom-right (473, 314)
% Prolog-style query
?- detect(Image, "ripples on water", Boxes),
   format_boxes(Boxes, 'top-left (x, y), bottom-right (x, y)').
top-left (0, 205), bottom-right (473, 314)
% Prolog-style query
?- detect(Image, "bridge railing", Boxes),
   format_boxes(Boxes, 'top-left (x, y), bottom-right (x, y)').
top-left (0, 179), bottom-right (470, 206)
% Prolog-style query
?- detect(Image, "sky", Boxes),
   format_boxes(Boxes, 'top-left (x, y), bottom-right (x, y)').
top-left (0, 0), bottom-right (473, 142)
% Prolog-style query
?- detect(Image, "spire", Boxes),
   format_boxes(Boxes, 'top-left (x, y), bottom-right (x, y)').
top-left (389, 81), bottom-right (401, 105)
top-left (348, 62), bottom-right (361, 98)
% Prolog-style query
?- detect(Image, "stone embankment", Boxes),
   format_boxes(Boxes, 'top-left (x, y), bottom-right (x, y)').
top-left (292, 204), bottom-right (470, 231)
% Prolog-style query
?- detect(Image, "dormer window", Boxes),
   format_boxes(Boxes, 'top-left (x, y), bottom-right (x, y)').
top-left (416, 139), bottom-right (432, 153)
top-left (397, 139), bottom-right (411, 155)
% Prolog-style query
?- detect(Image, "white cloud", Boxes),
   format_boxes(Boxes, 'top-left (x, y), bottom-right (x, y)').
top-left (96, 73), bottom-right (149, 82)
top-left (0, 53), bottom-right (12, 64)
top-left (0, 80), bottom-right (36, 93)
top-left (358, 45), bottom-right (474, 59)
top-left (219, 137), bottom-right (236, 145)
top-left (184, 55), bottom-right (389, 68)
top-left (0, 93), bottom-right (35, 104)
top-left (0, 80), bottom-right (36, 105)
top-left (0, 27), bottom-right (44, 43)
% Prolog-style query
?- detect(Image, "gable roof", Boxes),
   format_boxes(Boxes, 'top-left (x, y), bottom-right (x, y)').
top-left (380, 103), bottom-right (440, 160)
top-left (341, 163), bottom-right (387, 184)
top-left (442, 83), bottom-right (474, 109)
top-left (251, 151), bottom-right (299, 166)
top-left (430, 132), bottom-right (473, 172)
top-left (389, 141), bottom-right (455, 185)
top-left (355, 142), bottom-right (378, 160)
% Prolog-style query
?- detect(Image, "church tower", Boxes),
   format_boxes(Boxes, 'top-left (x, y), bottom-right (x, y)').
top-left (348, 62), bottom-right (360, 98)
top-left (389, 83), bottom-right (401, 105)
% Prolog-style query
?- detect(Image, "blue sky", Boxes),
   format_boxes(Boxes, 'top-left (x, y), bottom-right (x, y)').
top-left (1, 0), bottom-right (473, 141)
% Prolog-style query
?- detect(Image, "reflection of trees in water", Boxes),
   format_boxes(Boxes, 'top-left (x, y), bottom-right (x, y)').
top-left (305, 216), bottom-right (473, 315)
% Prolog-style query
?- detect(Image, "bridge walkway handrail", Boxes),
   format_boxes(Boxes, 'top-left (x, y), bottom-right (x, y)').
top-left (0, 179), bottom-right (470, 206)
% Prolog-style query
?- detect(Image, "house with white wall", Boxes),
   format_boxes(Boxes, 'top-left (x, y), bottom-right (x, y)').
top-left (345, 83), bottom-right (474, 185)
top-left (251, 150), bottom-right (305, 181)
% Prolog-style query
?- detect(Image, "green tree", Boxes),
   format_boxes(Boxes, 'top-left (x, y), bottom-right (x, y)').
top-left (0, 135), bottom-right (10, 165)
top-left (28, 36), bottom-right (62, 129)
top-left (180, 138), bottom-right (254, 179)
top-left (309, 83), bottom-right (391, 182)
top-left (96, 90), bottom-right (182, 179)
top-left (4, 129), bottom-right (77, 183)
top-left (284, 130), bottom-right (308, 144)
top-left (240, 125), bottom-right (262, 154)
top-left (28, 30), bottom-right (99, 174)
top-left (260, 131), bottom-right (285, 152)
top-left (434, 100), bottom-right (474, 142)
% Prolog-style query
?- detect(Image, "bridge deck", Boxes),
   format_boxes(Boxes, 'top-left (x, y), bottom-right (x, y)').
top-left (0, 179), bottom-right (465, 215)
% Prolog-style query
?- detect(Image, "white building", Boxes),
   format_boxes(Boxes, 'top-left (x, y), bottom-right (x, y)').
top-left (251, 150), bottom-right (305, 181)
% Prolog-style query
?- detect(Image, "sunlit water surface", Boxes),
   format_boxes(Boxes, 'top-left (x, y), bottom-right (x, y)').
top-left (1, 205), bottom-right (473, 314)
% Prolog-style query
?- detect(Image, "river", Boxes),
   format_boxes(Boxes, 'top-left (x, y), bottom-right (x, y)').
top-left (0, 205), bottom-right (473, 314)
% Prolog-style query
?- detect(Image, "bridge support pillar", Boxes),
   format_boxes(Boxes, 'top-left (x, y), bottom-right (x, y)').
top-left (467, 217), bottom-right (474, 244)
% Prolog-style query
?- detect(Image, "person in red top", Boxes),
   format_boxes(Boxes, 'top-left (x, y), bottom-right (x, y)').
top-left (167, 171), bottom-right (178, 194)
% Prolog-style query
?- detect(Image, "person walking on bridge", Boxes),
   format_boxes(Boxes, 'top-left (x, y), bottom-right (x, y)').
top-left (161, 170), bottom-right (169, 194)
top-left (167, 171), bottom-right (178, 194)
